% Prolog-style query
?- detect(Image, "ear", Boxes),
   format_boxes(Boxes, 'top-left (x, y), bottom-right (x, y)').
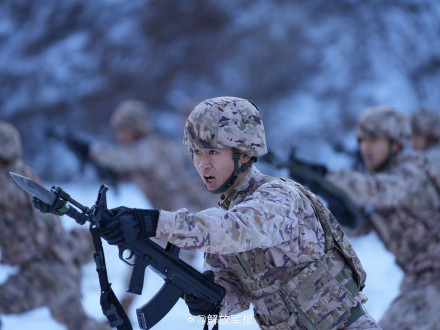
top-left (241, 153), bottom-right (252, 164)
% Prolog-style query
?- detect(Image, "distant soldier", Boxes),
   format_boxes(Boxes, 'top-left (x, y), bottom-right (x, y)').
top-left (72, 100), bottom-right (216, 311)
top-left (326, 106), bottom-right (440, 329)
top-left (87, 99), bottom-right (216, 212)
top-left (410, 108), bottom-right (440, 172)
top-left (0, 121), bottom-right (108, 330)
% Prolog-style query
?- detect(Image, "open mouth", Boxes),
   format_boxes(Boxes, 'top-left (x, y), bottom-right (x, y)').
top-left (204, 175), bottom-right (215, 183)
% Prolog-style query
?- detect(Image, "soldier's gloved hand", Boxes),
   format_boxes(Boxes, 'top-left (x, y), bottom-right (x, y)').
top-left (183, 271), bottom-right (222, 316)
top-left (99, 206), bottom-right (159, 246)
top-left (32, 196), bottom-right (69, 216)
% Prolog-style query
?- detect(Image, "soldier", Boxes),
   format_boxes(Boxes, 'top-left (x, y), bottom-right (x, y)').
top-left (49, 96), bottom-right (379, 329)
top-left (86, 99), bottom-right (216, 212)
top-left (326, 106), bottom-right (440, 329)
top-left (410, 108), bottom-right (440, 172)
top-left (0, 121), bottom-right (108, 330)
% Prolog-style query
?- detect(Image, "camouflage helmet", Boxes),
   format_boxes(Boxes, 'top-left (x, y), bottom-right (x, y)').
top-left (110, 100), bottom-right (152, 136)
top-left (357, 105), bottom-right (411, 144)
top-left (0, 120), bottom-right (22, 162)
top-left (183, 96), bottom-right (268, 157)
top-left (410, 109), bottom-right (440, 140)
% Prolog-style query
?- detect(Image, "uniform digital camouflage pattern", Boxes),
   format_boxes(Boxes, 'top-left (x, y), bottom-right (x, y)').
top-left (357, 106), bottom-right (411, 144)
top-left (0, 159), bottom-right (108, 330)
top-left (156, 166), bottom-right (379, 329)
top-left (327, 153), bottom-right (440, 329)
top-left (183, 96), bottom-right (268, 157)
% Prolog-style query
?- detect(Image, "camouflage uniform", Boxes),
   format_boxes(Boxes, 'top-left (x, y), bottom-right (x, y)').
top-left (156, 97), bottom-right (379, 329)
top-left (411, 109), bottom-right (440, 174)
top-left (327, 107), bottom-right (440, 329)
top-left (0, 121), bottom-right (108, 330)
top-left (89, 100), bottom-right (215, 212)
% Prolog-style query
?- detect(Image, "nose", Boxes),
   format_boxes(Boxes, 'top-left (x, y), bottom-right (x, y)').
top-left (197, 154), bottom-right (211, 170)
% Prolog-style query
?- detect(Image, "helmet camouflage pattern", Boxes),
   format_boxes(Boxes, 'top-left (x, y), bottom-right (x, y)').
top-left (110, 99), bottom-right (152, 136)
top-left (410, 109), bottom-right (440, 140)
top-left (357, 105), bottom-right (411, 144)
top-left (0, 120), bottom-right (22, 162)
top-left (183, 96), bottom-right (268, 157)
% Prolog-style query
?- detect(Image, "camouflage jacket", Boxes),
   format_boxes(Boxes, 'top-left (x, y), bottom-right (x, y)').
top-left (327, 153), bottom-right (440, 275)
top-left (90, 134), bottom-right (216, 211)
top-left (0, 160), bottom-right (73, 265)
top-left (157, 166), bottom-right (368, 328)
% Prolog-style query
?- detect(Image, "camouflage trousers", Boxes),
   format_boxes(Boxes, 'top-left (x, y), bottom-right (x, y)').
top-left (0, 260), bottom-right (109, 330)
top-left (379, 271), bottom-right (440, 330)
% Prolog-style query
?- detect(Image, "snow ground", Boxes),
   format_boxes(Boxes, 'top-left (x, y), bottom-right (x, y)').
top-left (1, 182), bottom-right (403, 330)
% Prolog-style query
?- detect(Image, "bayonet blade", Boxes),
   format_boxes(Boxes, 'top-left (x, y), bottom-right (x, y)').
top-left (9, 172), bottom-right (57, 205)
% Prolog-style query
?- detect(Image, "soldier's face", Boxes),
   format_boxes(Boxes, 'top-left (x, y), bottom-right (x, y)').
top-left (359, 136), bottom-right (396, 171)
top-left (192, 147), bottom-right (250, 193)
top-left (193, 148), bottom-right (235, 191)
top-left (411, 134), bottom-right (428, 151)
top-left (115, 127), bottom-right (138, 146)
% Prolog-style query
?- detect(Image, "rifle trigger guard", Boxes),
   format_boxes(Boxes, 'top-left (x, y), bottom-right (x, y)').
top-left (119, 247), bottom-right (135, 266)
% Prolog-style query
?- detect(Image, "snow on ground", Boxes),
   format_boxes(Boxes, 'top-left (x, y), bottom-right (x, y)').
top-left (1, 181), bottom-right (403, 329)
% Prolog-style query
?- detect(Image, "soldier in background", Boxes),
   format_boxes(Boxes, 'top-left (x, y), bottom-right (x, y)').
top-left (88, 99), bottom-right (216, 213)
top-left (326, 106), bottom-right (440, 329)
top-left (410, 108), bottom-right (440, 172)
top-left (0, 121), bottom-right (108, 330)
top-left (79, 100), bottom-right (216, 311)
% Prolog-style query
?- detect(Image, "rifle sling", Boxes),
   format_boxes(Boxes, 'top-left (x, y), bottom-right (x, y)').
top-left (90, 225), bottom-right (133, 330)
top-left (203, 307), bottom-right (221, 330)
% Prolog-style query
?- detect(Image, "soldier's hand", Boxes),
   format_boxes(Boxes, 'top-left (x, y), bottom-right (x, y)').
top-left (183, 271), bottom-right (222, 316)
top-left (32, 196), bottom-right (68, 216)
top-left (99, 206), bottom-right (160, 246)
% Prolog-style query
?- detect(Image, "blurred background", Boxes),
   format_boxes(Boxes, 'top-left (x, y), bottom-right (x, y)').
top-left (3, 1), bottom-right (438, 328)
top-left (1, 0), bottom-right (439, 181)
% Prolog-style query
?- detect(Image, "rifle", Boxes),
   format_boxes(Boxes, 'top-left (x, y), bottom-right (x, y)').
top-left (261, 149), bottom-right (366, 229)
top-left (332, 141), bottom-right (365, 172)
top-left (46, 127), bottom-right (119, 190)
top-left (10, 172), bottom-right (226, 330)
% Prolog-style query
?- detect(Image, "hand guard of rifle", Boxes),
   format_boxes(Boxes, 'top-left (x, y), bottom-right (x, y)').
top-left (99, 207), bottom-right (159, 246)
top-left (183, 270), bottom-right (221, 317)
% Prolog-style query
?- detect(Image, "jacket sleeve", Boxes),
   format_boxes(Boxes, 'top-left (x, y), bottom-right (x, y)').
top-left (89, 141), bottom-right (155, 173)
top-left (156, 181), bottom-right (325, 255)
top-left (326, 169), bottom-right (411, 211)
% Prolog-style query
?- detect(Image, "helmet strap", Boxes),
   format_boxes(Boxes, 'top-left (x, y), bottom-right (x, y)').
top-left (210, 148), bottom-right (255, 194)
